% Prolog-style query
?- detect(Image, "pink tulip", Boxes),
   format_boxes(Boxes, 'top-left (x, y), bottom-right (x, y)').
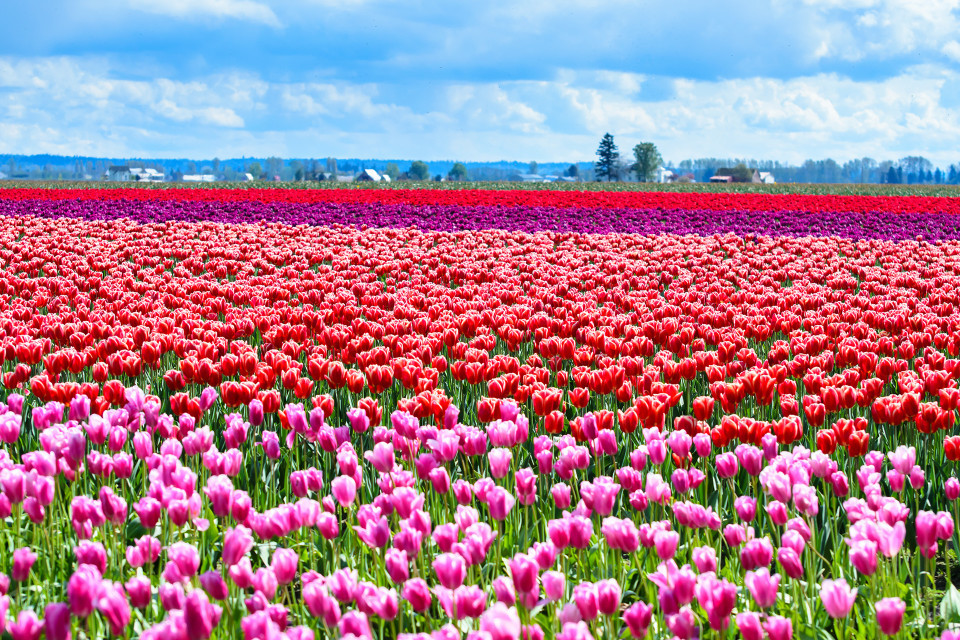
top-left (433, 553), bottom-right (467, 590)
top-left (917, 510), bottom-right (939, 557)
top-left (12, 547), bottom-right (36, 582)
top-left (479, 603), bottom-right (521, 640)
top-left (734, 496), bottom-right (756, 522)
top-left (552, 484), bottom-right (572, 509)
top-left (666, 430), bottom-right (691, 459)
top-left (487, 487), bottom-right (516, 521)
top-left (666, 606), bottom-right (697, 639)
top-left (168, 542), bottom-right (200, 579)
top-left (572, 582), bottom-right (598, 620)
top-left (492, 576), bottom-right (516, 606)
top-left (909, 466), bottom-right (925, 490)
top-left (875, 597), bottom-right (905, 636)
top-left (777, 546), bottom-right (804, 579)
top-left (126, 576), bottom-right (152, 609)
top-left (402, 578), bottom-right (431, 612)
top-left (385, 548), bottom-right (409, 584)
top-left (271, 548), bottom-right (299, 586)
top-left (763, 616), bottom-right (793, 640)
top-left (508, 553), bottom-right (539, 595)
top-left (653, 530), bottom-right (679, 561)
top-left (848, 539), bottom-right (878, 576)
top-left (938, 511), bottom-right (955, 540)
top-left (601, 517), bottom-right (639, 553)
top-left (744, 568), bottom-right (780, 608)
top-left (43, 603), bottom-right (71, 640)
top-left (68, 565), bottom-right (101, 617)
top-left (97, 581), bottom-right (131, 636)
top-left (947, 478), bottom-right (960, 501)
top-left (9, 610), bottom-right (42, 640)
top-left (196, 571), bottom-right (228, 601)
top-left (184, 589), bottom-right (220, 639)
top-left (735, 444), bottom-right (764, 476)
top-left (740, 537), bottom-right (773, 570)
top-left (228, 557), bottom-right (253, 590)
top-left (588, 478), bottom-right (620, 515)
top-left (542, 571), bottom-right (565, 601)
top-left (353, 515), bottom-right (390, 549)
top-left (596, 579), bottom-right (621, 616)
top-left (515, 468), bottom-right (537, 506)
top-left (623, 601), bottom-right (652, 638)
top-left (820, 578), bottom-right (857, 618)
top-left (693, 433), bottom-right (712, 457)
top-left (133, 497), bottom-right (162, 529)
top-left (736, 611), bottom-right (763, 640)
top-left (429, 467), bottom-right (452, 494)
top-left (453, 479), bottom-right (473, 504)
top-left (715, 453), bottom-right (739, 478)
top-left (222, 526), bottom-right (253, 567)
top-left (364, 442), bottom-right (395, 473)
top-left (888, 446), bottom-right (915, 474)
top-left (159, 582), bottom-right (185, 611)
top-left (696, 575), bottom-right (737, 630)
top-left (488, 448), bottom-right (513, 479)
top-left (0, 414), bottom-right (20, 444)
top-left (692, 546), bottom-right (717, 573)
top-left (646, 436), bottom-right (666, 466)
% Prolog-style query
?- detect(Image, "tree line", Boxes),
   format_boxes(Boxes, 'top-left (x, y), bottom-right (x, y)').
top-left (592, 134), bottom-right (960, 184)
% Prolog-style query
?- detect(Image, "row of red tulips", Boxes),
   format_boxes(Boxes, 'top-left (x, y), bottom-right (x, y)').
top-left (2, 187), bottom-right (960, 215)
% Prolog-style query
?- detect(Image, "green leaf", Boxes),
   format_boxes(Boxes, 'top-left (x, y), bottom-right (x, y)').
top-left (124, 517), bottom-right (149, 545)
top-left (940, 584), bottom-right (960, 623)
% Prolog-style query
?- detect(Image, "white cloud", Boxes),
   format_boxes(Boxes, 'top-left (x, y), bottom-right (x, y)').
top-left (944, 40), bottom-right (960, 63)
top-left (129, 0), bottom-right (282, 27)
top-left (802, 0), bottom-right (960, 61)
top-left (5, 56), bottom-right (960, 165)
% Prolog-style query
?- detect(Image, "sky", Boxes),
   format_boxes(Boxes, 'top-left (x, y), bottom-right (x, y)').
top-left (3, 0), bottom-right (960, 165)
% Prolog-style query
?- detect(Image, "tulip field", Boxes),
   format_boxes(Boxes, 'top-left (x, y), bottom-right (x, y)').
top-left (5, 186), bottom-right (960, 640)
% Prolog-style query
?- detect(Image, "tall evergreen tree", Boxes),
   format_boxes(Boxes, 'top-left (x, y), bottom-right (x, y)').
top-left (595, 133), bottom-right (619, 182)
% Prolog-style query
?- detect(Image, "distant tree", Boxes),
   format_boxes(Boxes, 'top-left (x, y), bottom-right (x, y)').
top-left (187, 161), bottom-right (197, 174)
top-left (950, 165), bottom-right (959, 184)
top-left (566, 164), bottom-right (579, 179)
top-left (384, 163), bottom-right (400, 181)
top-left (886, 166), bottom-right (898, 184)
top-left (595, 133), bottom-right (619, 182)
top-left (528, 161), bottom-right (538, 175)
top-left (326, 157), bottom-right (338, 176)
top-left (247, 162), bottom-right (262, 179)
top-left (632, 142), bottom-right (663, 182)
top-left (448, 162), bottom-right (468, 181)
top-left (266, 157), bottom-right (283, 179)
top-left (730, 163), bottom-right (754, 183)
top-left (288, 160), bottom-right (303, 181)
top-left (433, 174), bottom-right (443, 182)
top-left (212, 158), bottom-right (221, 175)
top-left (409, 161), bottom-right (430, 181)
top-left (935, 168), bottom-right (944, 184)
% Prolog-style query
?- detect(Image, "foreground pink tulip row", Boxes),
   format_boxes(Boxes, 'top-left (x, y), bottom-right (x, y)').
top-left (0, 385), bottom-right (958, 639)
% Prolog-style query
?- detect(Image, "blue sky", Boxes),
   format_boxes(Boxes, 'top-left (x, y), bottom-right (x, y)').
top-left (3, 0), bottom-right (960, 164)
